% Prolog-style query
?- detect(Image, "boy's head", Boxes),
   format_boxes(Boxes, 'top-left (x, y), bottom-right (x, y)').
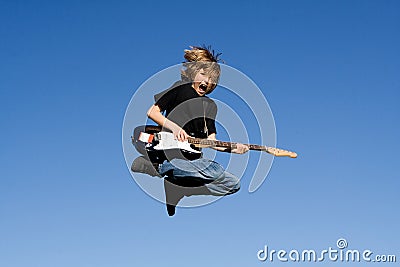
top-left (181, 46), bottom-right (222, 94)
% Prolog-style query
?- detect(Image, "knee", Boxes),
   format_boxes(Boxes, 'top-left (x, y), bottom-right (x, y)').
top-left (224, 177), bottom-right (240, 195)
top-left (230, 182), bottom-right (240, 194)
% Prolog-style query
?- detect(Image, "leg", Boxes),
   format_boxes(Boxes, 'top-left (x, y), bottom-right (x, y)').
top-left (163, 176), bottom-right (185, 216)
top-left (159, 158), bottom-right (225, 181)
top-left (131, 156), bottom-right (161, 177)
top-left (205, 170), bottom-right (241, 196)
top-left (161, 158), bottom-right (241, 197)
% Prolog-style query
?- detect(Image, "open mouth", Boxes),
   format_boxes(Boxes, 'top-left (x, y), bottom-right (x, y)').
top-left (199, 84), bottom-right (208, 92)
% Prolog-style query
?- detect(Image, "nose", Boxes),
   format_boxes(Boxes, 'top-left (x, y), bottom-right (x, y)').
top-left (200, 79), bottom-right (209, 86)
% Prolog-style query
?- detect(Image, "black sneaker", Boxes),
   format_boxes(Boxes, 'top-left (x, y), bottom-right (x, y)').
top-left (131, 156), bottom-right (161, 177)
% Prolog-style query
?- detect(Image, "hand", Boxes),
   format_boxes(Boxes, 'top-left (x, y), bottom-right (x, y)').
top-left (173, 127), bottom-right (189, 142)
top-left (232, 143), bottom-right (249, 154)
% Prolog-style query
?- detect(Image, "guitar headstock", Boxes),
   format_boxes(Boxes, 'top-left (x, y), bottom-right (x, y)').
top-left (265, 147), bottom-right (298, 158)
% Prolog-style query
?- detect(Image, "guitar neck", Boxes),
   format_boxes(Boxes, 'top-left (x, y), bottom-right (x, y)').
top-left (188, 138), bottom-right (265, 151)
top-left (187, 137), bottom-right (297, 158)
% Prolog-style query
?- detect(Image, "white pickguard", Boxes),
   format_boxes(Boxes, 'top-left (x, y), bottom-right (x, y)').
top-left (152, 132), bottom-right (201, 154)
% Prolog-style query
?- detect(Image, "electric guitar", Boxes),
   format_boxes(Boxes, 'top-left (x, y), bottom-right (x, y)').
top-left (132, 126), bottom-right (297, 159)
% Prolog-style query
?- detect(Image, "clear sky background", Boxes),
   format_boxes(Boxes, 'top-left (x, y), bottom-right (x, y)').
top-left (1, 0), bottom-right (399, 266)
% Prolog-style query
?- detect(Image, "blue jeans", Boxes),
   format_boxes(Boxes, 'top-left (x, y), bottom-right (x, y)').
top-left (159, 158), bottom-right (240, 196)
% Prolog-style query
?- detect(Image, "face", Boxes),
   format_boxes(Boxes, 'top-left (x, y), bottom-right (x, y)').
top-left (192, 69), bottom-right (212, 96)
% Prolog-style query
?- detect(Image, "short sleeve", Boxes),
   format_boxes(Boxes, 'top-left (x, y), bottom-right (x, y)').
top-left (154, 86), bottom-right (178, 112)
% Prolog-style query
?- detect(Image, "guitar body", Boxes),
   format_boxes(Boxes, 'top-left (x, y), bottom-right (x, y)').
top-left (132, 125), bottom-right (202, 163)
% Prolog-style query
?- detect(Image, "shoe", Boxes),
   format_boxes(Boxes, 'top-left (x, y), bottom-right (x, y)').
top-left (166, 203), bottom-right (176, 216)
top-left (131, 156), bottom-right (161, 177)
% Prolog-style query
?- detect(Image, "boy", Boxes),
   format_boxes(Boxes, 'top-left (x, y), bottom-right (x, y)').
top-left (133, 46), bottom-right (248, 216)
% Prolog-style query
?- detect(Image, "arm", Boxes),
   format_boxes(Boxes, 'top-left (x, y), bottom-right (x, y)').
top-left (147, 104), bottom-right (189, 141)
top-left (207, 133), bottom-right (249, 154)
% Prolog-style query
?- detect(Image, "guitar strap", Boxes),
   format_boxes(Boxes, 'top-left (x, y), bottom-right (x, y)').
top-left (203, 99), bottom-right (208, 137)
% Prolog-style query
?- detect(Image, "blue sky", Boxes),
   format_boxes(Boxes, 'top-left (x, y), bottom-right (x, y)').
top-left (1, 0), bottom-right (399, 266)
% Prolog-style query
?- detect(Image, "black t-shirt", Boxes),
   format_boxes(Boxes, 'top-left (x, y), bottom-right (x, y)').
top-left (154, 81), bottom-right (217, 138)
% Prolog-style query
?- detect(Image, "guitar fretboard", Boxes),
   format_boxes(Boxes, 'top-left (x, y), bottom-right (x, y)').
top-left (187, 138), bottom-right (266, 151)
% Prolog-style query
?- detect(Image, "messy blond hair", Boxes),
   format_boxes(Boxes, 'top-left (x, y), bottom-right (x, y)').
top-left (181, 46), bottom-right (222, 94)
